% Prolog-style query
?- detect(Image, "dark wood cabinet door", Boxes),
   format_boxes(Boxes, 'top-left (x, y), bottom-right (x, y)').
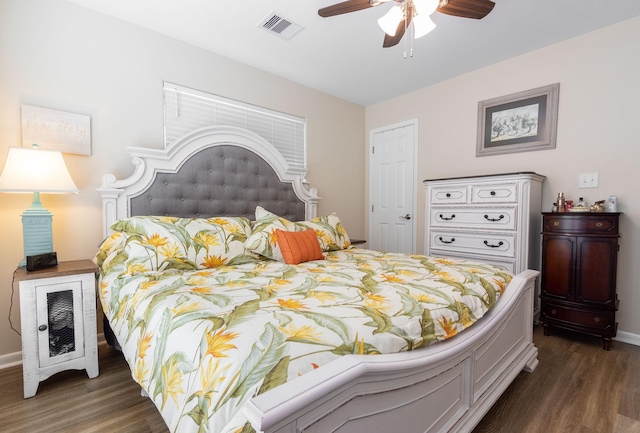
top-left (576, 237), bottom-right (618, 307)
top-left (540, 212), bottom-right (620, 350)
top-left (541, 235), bottom-right (575, 300)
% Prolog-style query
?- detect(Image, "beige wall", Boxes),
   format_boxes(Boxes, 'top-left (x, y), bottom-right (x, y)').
top-left (366, 16), bottom-right (640, 339)
top-left (0, 0), bottom-right (365, 359)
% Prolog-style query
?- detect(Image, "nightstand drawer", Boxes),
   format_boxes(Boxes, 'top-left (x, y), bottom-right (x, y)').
top-left (430, 207), bottom-right (517, 230)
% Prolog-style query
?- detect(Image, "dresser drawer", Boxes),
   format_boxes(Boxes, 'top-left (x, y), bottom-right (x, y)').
top-left (471, 182), bottom-right (518, 204)
top-left (431, 207), bottom-right (517, 230)
top-left (540, 302), bottom-right (615, 333)
top-left (428, 230), bottom-right (516, 258)
top-left (429, 186), bottom-right (468, 204)
top-left (430, 252), bottom-right (516, 273)
top-left (542, 214), bottom-right (620, 234)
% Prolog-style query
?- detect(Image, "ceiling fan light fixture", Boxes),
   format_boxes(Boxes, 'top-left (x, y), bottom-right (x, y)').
top-left (413, 0), bottom-right (439, 15)
top-left (413, 13), bottom-right (436, 38)
top-left (378, 5), bottom-right (404, 36)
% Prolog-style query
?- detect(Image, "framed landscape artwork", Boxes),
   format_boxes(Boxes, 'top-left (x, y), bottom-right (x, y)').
top-left (476, 83), bottom-right (560, 157)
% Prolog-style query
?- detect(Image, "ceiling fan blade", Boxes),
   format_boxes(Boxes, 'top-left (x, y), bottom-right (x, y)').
top-left (437, 0), bottom-right (495, 19)
top-left (318, 0), bottom-right (376, 17)
top-left (383, 12), bottom-right (412, 48)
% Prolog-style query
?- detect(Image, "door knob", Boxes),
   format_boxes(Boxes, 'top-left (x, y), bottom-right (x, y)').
top-left (399, 214), bottom-right (411, 220)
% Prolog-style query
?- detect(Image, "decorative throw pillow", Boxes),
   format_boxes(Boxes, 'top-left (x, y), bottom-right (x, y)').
top-left (296, 213), bottom-right (351, 251)
top-left (275, 228), bottom-right (324, 265)
top-left (244, 207), bottom-right (296, 261)
top-left (109, 215), bottom-right (253, 271)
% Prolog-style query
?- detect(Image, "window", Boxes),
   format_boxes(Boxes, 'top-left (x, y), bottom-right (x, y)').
top-left (163, 82), bottom-right (306, 173)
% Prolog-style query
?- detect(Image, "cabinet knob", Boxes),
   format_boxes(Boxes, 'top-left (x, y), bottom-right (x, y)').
top-left (551, 309), bottom-right (557, 315)
top-left (553, 221), bottom-right (560, 227)
top-left (596, 222), bottom-right (603, 228)
top-left (594, 317), bottom-right (601, 323)
top-left (446, 193), bottom-right (451, 198)
top-left (490, 191), bottom-right (496, 196)
top-left (38, 324), bottom-right (47, 332)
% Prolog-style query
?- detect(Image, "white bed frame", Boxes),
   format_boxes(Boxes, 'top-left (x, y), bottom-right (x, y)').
top-left (99, 125), bottom-right (539, 433)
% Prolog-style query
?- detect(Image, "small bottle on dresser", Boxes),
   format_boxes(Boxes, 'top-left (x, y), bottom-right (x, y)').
top-left (607, 195), bottom-right (618, 212)
top-left (557, 192), bottom-right (566, 212)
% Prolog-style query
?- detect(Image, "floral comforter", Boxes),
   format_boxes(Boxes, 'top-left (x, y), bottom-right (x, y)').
top-left (97, 244), bottom-right (512, 433)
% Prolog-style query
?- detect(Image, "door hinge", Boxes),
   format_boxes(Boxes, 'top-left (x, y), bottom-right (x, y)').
top-left (372, 146), bottom-right (375, 154)
top-left (372, 205), bottom-right (374, 212)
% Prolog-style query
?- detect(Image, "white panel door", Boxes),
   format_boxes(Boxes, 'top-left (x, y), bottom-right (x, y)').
top-left (369, 120), bottom-right (417, 253)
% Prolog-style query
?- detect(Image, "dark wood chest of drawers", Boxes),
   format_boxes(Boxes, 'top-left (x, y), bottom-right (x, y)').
top-left (539, 212), bottom-right (620, 350)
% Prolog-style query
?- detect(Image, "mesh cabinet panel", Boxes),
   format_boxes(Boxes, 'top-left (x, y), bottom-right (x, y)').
top-left (46, 290), bottom-right (76, 357)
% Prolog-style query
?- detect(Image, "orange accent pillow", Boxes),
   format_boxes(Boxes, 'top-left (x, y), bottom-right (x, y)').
top-left (275, 228), bottom-right (324, 265)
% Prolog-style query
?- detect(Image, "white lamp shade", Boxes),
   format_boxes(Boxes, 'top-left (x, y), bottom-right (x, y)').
top-left (413, 13), bottom-right (437, 38)
top-left (413, 0), bottom-right (439, 15)
top-left (378, 5), bottom-right (404, 36)
top-left (0, 146), bottom-right (78, 194)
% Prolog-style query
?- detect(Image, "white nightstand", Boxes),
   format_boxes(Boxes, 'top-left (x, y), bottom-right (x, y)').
top-left (15, 260), bottom-right (100, 398)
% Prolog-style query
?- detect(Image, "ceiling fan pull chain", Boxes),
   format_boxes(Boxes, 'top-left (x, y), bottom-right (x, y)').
top-left (410, 20), bottom-right (415, 57)
top-left (403, 2), bottom-right (410, 59)
top-left (404, 37), bottom-right (408, 59)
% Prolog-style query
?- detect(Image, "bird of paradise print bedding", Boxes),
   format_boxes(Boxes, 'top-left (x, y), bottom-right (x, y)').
top-left (96, 242), bottom-right (512, 433)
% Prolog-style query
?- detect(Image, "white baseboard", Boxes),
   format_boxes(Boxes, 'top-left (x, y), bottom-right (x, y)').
top-left (615, 330), bottom-right (640, 347)
top-left (0, 333), bottom-right (107, 371)
top-left (0, 351), bottom-right (22, 370)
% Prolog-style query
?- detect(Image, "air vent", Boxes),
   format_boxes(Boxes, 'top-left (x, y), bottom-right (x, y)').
top-left (259, 12), bottom-right (304, 40)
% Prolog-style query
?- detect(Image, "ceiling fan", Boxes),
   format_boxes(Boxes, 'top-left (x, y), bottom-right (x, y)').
top-left (318, 0), bottom-right (495, 48)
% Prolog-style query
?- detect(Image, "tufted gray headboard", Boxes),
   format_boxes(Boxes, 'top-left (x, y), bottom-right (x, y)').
top-left (98, 125), bottom-right (319, 238)
top-left (130, 145), bottom-right (305, 222)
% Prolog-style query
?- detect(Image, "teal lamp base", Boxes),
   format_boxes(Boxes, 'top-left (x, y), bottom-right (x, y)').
top-left (20, 192), bottom-right (54, 267)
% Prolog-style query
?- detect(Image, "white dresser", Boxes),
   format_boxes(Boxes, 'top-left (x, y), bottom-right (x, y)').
top-left (424, 172), bottom-right (545, 315)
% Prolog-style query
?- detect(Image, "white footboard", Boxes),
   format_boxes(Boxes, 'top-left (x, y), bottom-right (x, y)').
top-left (244, 269), bottom-right (539, 433)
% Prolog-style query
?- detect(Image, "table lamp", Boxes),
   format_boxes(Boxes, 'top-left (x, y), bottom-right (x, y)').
top-left (0, 145), bottom-right (79, 267)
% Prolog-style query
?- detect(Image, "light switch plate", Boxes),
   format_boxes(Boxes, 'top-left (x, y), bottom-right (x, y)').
top-left (579, 173), bottom-right (599, 188)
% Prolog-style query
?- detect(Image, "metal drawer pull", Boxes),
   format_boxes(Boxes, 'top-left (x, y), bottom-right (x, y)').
top-left (484, 240), bottom-right (504, 248)
top-left (439, 214), bottom-right (455, 220)
top-left (551, 309), bottom-right (557, 315)
top-left (490, 191), bottom-right (496, 196)
top-left (553, 221), bottom-right (560, 226)
top-left (596, 222), bottom-right (603, 227)
top-left (594, 317), bottom-right (601, 323)
top-left (484, 214), bottom-right (504, 222)
top-left (439, 237), bottom-right (455, 244)
top-left (446, 193), bottom-right (451, 198)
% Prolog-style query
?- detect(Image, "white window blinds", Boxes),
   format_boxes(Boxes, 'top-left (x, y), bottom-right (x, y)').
top-left (163, 82), bottom-right (306, 173)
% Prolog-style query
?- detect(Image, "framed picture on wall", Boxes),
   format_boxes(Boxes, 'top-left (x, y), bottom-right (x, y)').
top-left (21, 104), bottom-right (92, 155)
top-left (476, 83), bottom-right (560, 157)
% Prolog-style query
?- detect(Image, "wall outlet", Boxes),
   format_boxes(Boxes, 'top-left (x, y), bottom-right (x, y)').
top-left (579, 172), bottom-right (599, 188)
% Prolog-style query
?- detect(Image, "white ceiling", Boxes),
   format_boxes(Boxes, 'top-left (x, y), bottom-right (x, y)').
top-left (65, 0), bottom-right (640, 106)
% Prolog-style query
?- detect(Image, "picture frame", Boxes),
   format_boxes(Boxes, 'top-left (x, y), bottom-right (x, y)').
top-left (476, 83), bottom-right (559, 157)
top-left (21, 104), bottom-right (92, 155)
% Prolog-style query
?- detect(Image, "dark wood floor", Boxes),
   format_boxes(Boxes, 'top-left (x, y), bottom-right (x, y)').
top-left (1, 325), bottom-right (638, 433)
